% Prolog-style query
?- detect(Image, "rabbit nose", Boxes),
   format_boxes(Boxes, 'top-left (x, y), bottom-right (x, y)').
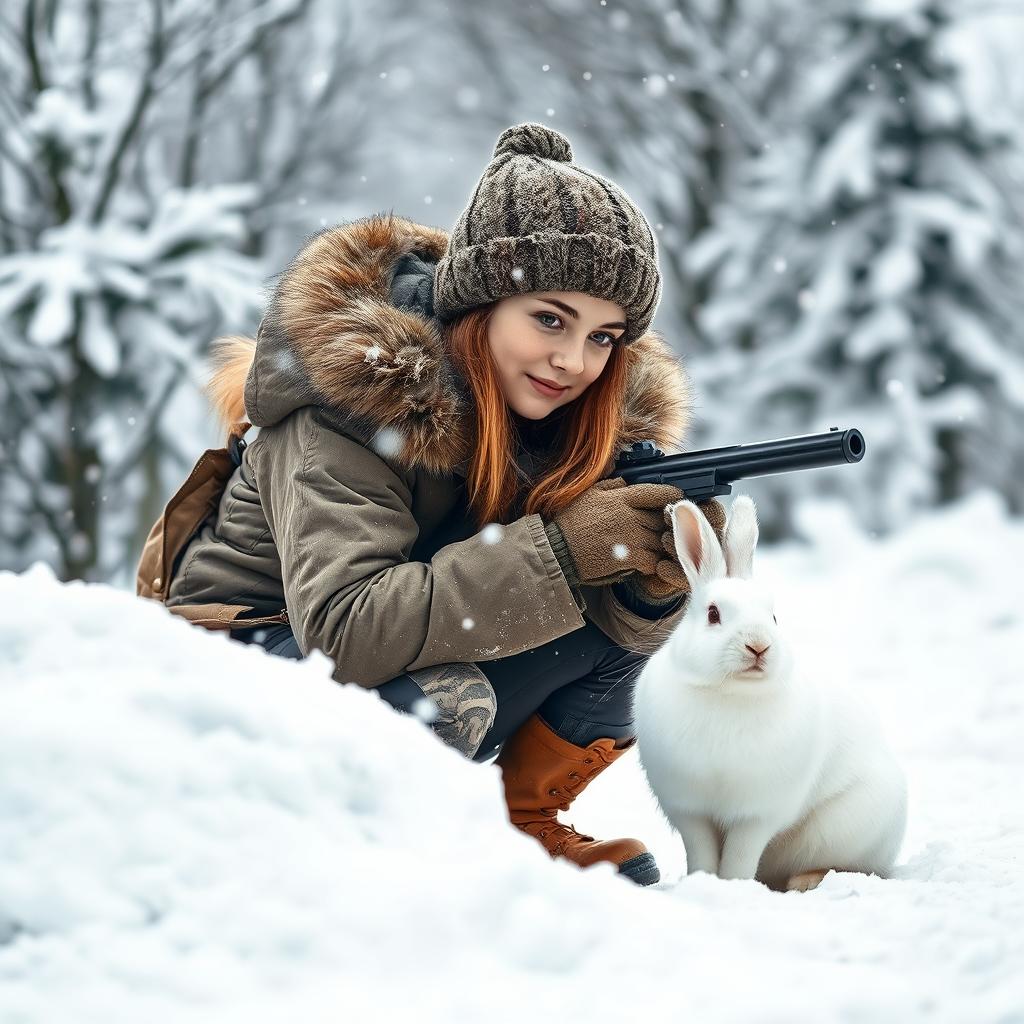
top-left (746, 643), bottom-right (770, 659)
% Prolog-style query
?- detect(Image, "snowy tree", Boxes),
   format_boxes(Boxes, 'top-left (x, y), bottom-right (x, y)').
top-left (0, 0), bottom-right (400, 582)
top-left (0, 185), bottom-right (264, 580)
top-left (684, 0), bottom-right (1024, 535)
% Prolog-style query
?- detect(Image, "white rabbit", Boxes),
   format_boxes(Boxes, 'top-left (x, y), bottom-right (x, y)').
top-left (632, 494), bottom-right (907, 892)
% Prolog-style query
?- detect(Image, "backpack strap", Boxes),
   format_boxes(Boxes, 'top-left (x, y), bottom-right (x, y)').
top-left (227, 420), bottom-right (252, 468)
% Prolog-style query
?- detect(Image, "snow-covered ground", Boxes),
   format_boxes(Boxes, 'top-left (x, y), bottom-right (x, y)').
top-left (1, 488), bottom-right (1021, 1023)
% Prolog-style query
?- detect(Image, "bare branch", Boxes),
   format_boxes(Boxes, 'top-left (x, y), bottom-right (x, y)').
top-left (19, 0), bottom-right (73, 222)
top-left (0, 173), bottom-right (13, 251)
top-left (176, 0), bottom-right (311, 188)
top-left (176, 21), bottom-right (214, 188)
top-left (82, 0), bottom-right (101, 109)
top-left (154, 0), bottom-right (307, 96)
top-left (21, 0), bottom-right (45, 95)
top-left (88, 0), bottom-right (166, 223)
top-left (197, 0), bottom-right (312, 105)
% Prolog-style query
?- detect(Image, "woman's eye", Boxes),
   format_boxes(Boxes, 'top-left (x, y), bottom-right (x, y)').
top-left (534, 312), bottom-right (616, 347)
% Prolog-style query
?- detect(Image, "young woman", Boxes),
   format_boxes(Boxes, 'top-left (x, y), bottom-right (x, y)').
top-left (157, 122), bottom-right (726, 887)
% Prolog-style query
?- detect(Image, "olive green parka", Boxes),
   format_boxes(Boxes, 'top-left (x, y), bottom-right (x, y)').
top-left (159, 212), bottom-right (699, 688)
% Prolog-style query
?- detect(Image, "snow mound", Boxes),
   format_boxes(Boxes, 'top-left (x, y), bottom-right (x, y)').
top-left (4, 565), bottom-right (710, 1022)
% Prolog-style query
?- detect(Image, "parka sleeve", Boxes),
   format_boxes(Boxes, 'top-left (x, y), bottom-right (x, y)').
top-left (254, 410), bottom-right (587, 688)
top-left (577, 582), bottom-right (688, 657)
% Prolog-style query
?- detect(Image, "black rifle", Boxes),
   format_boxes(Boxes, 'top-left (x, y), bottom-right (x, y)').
top-left (611, 427), bottom-right (865, 501)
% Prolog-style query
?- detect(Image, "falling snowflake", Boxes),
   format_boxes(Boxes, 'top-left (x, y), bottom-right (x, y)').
top-left (371, 426), bottom-right (404, 458)
top-left (645, 75), bottom-right (668, 98)
top-left (481, 524), bottom-right (504, 545)
top-left (273, 348), bottom-right (298, 373)
top-left (612, 543), bottom-right (629, 560)
top-left (456, 86), bottom-right (480, 111)
top-left (410, 697), bottom-right (440, 724)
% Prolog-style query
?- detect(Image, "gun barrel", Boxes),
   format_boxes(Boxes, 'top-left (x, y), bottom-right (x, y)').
top-left (616, 427), bottom-right (865, 487)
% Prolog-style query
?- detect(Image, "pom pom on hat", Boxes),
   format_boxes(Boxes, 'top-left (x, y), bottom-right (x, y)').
top-left (492, 122), bottom-right (574, 162)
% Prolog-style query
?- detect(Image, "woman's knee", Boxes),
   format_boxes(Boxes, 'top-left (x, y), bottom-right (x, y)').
top-left (378, 663), bottom-right (498, 760)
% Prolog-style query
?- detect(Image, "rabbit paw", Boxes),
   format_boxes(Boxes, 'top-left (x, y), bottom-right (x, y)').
top-left (785, 869), bottom-right (831, 892)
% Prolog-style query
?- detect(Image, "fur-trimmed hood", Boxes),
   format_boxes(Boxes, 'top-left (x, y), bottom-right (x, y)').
top-left (224, 211), bottom-right (696, 478)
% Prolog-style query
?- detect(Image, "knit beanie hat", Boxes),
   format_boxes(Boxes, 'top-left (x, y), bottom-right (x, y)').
top-left (433, 122), bottom-right (662, 346)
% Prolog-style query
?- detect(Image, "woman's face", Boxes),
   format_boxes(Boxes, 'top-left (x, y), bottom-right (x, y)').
top-left (487, 291), bottom-right (627, 419)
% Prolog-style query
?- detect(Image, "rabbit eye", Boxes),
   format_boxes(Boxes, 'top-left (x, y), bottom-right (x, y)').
top-left (707, 604), bottom-right (720, 625)
top-left (773, 614), bottom-right (778, 624)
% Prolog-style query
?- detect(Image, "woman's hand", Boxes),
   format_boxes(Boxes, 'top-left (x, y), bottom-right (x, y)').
top-left (629, 497), bottom-right (727, 601)
top-left (545, 477), bottom-right (691, 586)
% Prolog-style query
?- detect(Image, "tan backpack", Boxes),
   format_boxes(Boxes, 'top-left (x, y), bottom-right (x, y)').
top-left (135, 419), bottom-right (289, 631)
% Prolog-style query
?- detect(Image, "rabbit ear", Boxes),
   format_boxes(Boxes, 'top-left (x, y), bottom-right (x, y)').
top-left (723, 495), bottom-right (758, 579)
top-left (668, 499), bottom-right (727, 588)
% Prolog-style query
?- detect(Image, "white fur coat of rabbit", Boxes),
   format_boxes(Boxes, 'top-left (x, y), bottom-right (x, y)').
top-left (632, 495), bottom-right (907, 892)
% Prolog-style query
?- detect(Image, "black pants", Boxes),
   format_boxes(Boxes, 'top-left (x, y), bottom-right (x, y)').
top-left (231, 621), bottom-right (648, 762)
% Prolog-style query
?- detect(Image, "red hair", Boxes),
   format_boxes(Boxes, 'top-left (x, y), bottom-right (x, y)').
top-left (445, 301), bottom-right (630, 529)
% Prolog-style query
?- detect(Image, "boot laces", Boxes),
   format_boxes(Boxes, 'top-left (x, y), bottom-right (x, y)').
top-left (535, 759), bottom-right (606, 850)
top-left (539, 820), bottom-right (595, 854)
top-left (531, 811), bottom-right (595, 848)
top-left (511, 750), bottom-right (617, 850)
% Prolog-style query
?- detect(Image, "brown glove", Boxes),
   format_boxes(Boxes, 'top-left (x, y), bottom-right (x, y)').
top-left (629, 497), bottom-right (728, 601)
top-left (543, 477), bottom-right (689, 587)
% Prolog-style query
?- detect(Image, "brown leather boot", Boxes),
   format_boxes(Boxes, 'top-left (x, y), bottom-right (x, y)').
top-left (494, 711), bottom-right (660, 886)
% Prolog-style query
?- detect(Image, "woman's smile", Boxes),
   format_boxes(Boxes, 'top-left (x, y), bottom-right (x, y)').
top-left (526, 373), bottom-right (570, 397)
